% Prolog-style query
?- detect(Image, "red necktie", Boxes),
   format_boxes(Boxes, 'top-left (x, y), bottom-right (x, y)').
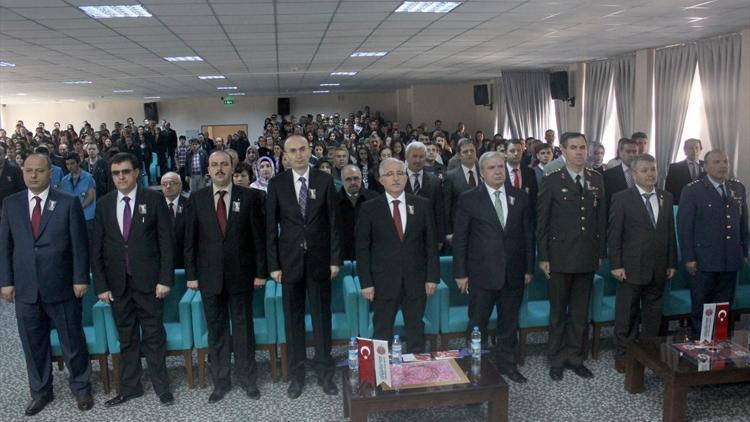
top-left (513, 168), bottom-right (520, 189)
top-left (468, 170), bottom-right (476, 188)
top-left (31, 196), bottom-right (42, 239)
top-left (392, 199), bottom-right (404, 241)
top-left (216, 190), bottom-right (227, 235)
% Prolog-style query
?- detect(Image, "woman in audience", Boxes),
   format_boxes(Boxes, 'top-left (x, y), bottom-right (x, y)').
top-left (354, 145), bottom-right (376, 190)
top-left (589, 143), bottom-right (607, 174)
top-left (391, 139), bottom-right (405, 161)
top-left (232, 162), bottom-right (253, 188)
top-left (14, 152), bottom-right (25, 168)
top-left (272, 143), bottom-right (284, 174)
top-left (250, 156), bottom-right (275, 193)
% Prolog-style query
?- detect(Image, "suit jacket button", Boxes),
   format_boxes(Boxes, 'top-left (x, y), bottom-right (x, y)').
top-left (580, 207), bottom-right (585, 211)
top-left (727, 236), bottom-right (732, 239)
top-left (581, 216), bottom-right (585, 220)
top-left (581, 227), bottom-right (586, 231)
top-left (727, 225), bottom-right (732, 229)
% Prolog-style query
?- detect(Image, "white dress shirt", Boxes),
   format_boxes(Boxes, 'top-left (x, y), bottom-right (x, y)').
top-left (485, 183), bottom-right (508, 227)
top-left (166, 196), bottom-right (179, 217)
top-left (566, 167), bottom-right (585, 189)
top-left (27, 187), bottom-right (50, 219)
top-left (636, 185), bottom-right (659, 223)
top-left (407, 168), bottom-right (422, 191)
top-left (212, 183), bottom-right (232, 218)
top-left (293, 167), bottom-right (311, 199)
top-left (385, 191), bottom-right (407, 234)
top-left (507, 163), bottom-right (522, 187)
top-left (461, 164), bottom-right (477, 185)
top-left (116, 186), bottom-right (138, 235)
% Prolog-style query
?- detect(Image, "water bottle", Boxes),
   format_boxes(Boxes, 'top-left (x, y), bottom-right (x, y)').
top-left (348, 337), bottom-right (358, 372)
top-left (392, 335), bottom-right (402, 365)
top-left (471, 326), bottom-right (482, 358)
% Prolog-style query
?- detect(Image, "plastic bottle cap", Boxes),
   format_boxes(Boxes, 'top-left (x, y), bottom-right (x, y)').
top-left (394, 335), bottom-right (400, 340)
top-left (351, 337), bottom-right (356, 341)
top-left (474, 326), bottom-right (479, 331)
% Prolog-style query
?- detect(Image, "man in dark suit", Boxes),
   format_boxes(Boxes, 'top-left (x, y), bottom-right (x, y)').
top-left (608, 154), bottom-right (677, 373)
top-left (0, 153), bottom-right (93, 416)
top-left (678, 150), bottom-right (749, 338)
top-left (160, 172), bottom-right (187, 269)
top-left (405, 141), bottom-right (446, 248)
top-left (91, 152), bottom-right (175, 407)
top-left (338, 165), bottom-right (377, 261)
top-left (443, 138), bottom-right (480, 246)
top-left (665, 138), bottom-right (705, 204)
top-left (603, 137), bottom-right (639, 207)
top-left (537, 132), bottom-right (607, 381)
top-left (453, 151), bottom-right (535, 383)
top-left (356, 158), bottom-right (439, 352)
top-left (504, 139), bottom-right (538, 214)
top-left (266, 135), bottom-right (341, 399)
top-left (0, 143), bottom-right (25, 221)
top-left (185, 150), bottom-right (267, 403)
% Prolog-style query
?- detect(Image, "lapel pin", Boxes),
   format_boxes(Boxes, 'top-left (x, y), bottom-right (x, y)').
top-left (138, 204), bottom-right (147, 215)
top-left (233, 201), bottom-right (241, 212)
top-left (309, 188), bottom-right (317, 200)
top-left (6, 176), bottom-right (10, 182)
top-left (47, 200), bottom-right (57, 211)
top-left (408, 204), bottom-right (415, 215)
top-left (561, 188), bottom-right (568, 193)
top-left (509, 196), bottom-right (516, 206)
top-left (177, 205), bottom-right (183, 214)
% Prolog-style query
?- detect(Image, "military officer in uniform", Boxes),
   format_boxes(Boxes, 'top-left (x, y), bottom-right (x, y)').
top-left (677, 150), bottom-right (749, 338)
top-left (537, 132), bottom-right (607, 381)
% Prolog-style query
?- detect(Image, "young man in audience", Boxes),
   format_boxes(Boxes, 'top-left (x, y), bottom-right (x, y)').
top-left (443, 138), bottom-right (480, 246)
top-left (185, 138), bottom-right (208, 192)
top-left (533, 143), bottom-right (553, 186)
top-left (505, 139), bottom-right (538, 212)
top-left (424, 141), bottom-right (446, 178)
top-left (604, 137), bottom-right (640, 208)
top-left (665, 138), bottom-right (705, 204)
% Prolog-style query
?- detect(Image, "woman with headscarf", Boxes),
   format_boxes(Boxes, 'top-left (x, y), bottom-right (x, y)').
top-left (244, 144), bottom-right (259, 168)
top-left (250, 156), bottom-right (276, 192)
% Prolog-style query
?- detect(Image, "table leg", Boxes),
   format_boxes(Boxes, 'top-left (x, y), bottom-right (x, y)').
top-left (350, 406), bottom-right (368, 422)
top-left (488, 395), bottom-right (509, 422)
top-left (624, 354), bottom-right (645, 393)
top-left (663, 379), bottom-right (687, 422)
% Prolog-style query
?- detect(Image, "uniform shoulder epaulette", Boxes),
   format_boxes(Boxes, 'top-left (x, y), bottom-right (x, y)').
top-left (549, 168), bottom-right (562, 174)
top-left (687, 179), bottom-right (701, 186)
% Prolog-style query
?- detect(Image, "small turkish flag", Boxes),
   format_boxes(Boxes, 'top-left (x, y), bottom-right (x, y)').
top-left (714, 302), bottom-right (730, 343)
top-left (358, 338), bottom-right (375, 386)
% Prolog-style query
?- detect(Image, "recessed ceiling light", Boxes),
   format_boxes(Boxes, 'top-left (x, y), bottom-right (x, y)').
top-left (16, 93), bottom-right (27, 96)
top-left (144, 96), bottom-right (160, 99)
top-left (198, 75), bottom-right (225, 80)
top-left (113, 89), bottom-right (133, 93)
top-left (64, 80), bottom-right (92, 84)
top-left (164, 56), bottom-right (203, 62)
top-left (395, 1), bottom-right (461, 13)
top-left (331, 72), bottom-right (357, 76)
top-left (59, 99), bottom-right (77, 102)
top-left (228, 92), bottom-right (245, 96)
top-left (79, 5), bottom-right (152, 19)
top-left (686, 17), bottom-right (708, 23)
top-left (683, 1), bottom-right (716, 10)
top-left (0, 61), bottom-right (16, 67)
top-left (313, 90), bottom-right (330, 94)
top-left (216, 86), bottom-right (238, 90)
top-left (351, 52), bottom-right (388, 57)
top-left (320, 83), bottom-right (340, 87)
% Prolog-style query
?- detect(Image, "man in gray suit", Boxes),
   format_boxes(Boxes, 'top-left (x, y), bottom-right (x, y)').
top-left (443, 139), bottom-right (480, 245)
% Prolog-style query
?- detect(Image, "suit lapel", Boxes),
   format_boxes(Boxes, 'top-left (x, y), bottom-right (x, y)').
top-left (380, 196), bottom-right (402, 242)
top-left (630, 187), bottom-right (654, 228)
top-left (286, 170), bottom-right (305, 222)
top-left (654, 190), bottom-right (667, 228)
top-left (18, 192), bottom-right (34, 239)
top-left (37, 190), bottom-right (56, 238)
top-left (225, 186), bottom-right (241, 235)
top-left (478, 184), bottom-right (503, 231)
top-left (128, 187), bottom-right (146, 239)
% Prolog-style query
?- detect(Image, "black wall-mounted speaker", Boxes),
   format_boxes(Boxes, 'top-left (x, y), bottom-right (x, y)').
top-left (550, 71), bottom-right (569, 100)
top-left (277, 97), bottom-right (290, 116)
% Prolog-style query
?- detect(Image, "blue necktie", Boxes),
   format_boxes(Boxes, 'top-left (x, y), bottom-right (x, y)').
top-left (298, 177), bottom-right (308, 219)
top-left (642, 193), bottom-right (656, 228)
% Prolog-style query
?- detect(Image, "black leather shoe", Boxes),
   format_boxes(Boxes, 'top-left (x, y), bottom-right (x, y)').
top-left (208, 389), bottom-right (226, 404)
top-left (243, 384), bottom-right (260, 400)
top-left (614, 359), bottom-right (626, 374)
top-left (104, 392), bottom-right (143, 408)
top-left (567, 364), bottom-right (594, 379)
top-left (549, 367), bottom-right (564, 381)
top-left (500, 367), bottom-right (528, 384)
top-left (287, 379), bottom-right (304, 399)
top-left (76, 394), bottom-right (94, 411)
top-left (318, 377), bottom-right (338, 396)
top-left (25, 396), bottom-right (53, 416)
top-left (159, 392), bottom-right (174, 406)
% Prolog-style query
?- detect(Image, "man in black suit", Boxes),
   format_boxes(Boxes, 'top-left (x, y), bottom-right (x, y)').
top-left (405, 141), bottom-right (446, 248)
top-left (338, 165), bottom-right (377, 261)
top-left (185, 150), bottom-right (267, 403)
top-left (91, 152), bottom-right (175, 407)
top-left (603, 137), bottom-right (639, 207)
top-left (504, 138), bottom-right (538, 214)
top-left (0, 153), bottom-right (93, 416)
top-left (356, 158), bottom-right (439, 352)
top-left (453, 151), bottom-right (535, 383)
top-left (608, 154), bottom-right (677, 373)
top-left (0, 143), bottom-right (25, 221)
top-left (160, 172), bottom-right (187, 269)
top-left (665, 138), bottom-right (705, 204)
top-left (266, 135), bottom-right (341, 399)
top-left (443, 138), bottom-right (480, 246)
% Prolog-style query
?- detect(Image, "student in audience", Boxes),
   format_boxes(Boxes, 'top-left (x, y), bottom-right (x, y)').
top-left (232, 162), bottom-right (253, 188)
top-left (60, 153), bottom-right (96, 240)
top-left (250, 156), bottom-right (275, 193)
top-left (185, 138), bottom-right (208, 192)
top-left (173, 136), bottom-right (189, 185)
top-left (665, 138), bottom-right (705, 204)
top-left (505, 139), bottom-right (538, 213)
top-left (533, 143), bottom-right (553, 186)
top-left (83, 143), bottom-right (111, 199)
top-left (424, 142), bottom-right (446, 179)
top-left (354, 144), bottom-right (378, 191)
top-left (337, 165), bottom-right (377, 261)
top-left (390, 139), bottom-right (405, 161)
top-left (33, 146), bottom-right (64, 190)
top-left (604, 137), bottom-right (639, 207)
top-left (451, 122), bottom-right (467, 147)
top-left (589, 143), bottom-right (606, 174)
top-left (0, 143), bottom-right (25, 220)
top-left (632, 131), bottom-right (650, 154)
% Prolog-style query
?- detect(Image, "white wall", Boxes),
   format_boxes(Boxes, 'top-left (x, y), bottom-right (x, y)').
top-left (406, 81), bottom-right (498, 136)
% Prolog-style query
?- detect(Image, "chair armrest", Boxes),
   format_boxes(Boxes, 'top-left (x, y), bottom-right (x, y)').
top-left (352, 276), bottom-right (371, 337)
top-left (178, 288), bottom-right (196, 349)
top-left (264, 280), bottom-right (277, 343)
top-left (343, 275), bottom-right (359, 337)
top-left (274, 283), bottom-right (285, 343)
top-left (98, 302), bottom-right (120, 354)
top-left (92, 301), bottom-right (109, 353)
top-left (190, 292), bottom-right (207, 348)
top-left (590, 274), bottom-right (606, 321)
top-left (437, 278), bottom-right (450, 332)
top-left (424, 280), bottom-right (444, 334)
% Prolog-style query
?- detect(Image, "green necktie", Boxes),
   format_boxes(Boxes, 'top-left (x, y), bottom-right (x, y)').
top-left (494, 190), bottom-right (505, 228)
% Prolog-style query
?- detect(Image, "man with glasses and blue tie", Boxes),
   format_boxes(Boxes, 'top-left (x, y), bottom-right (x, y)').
top-left (678, 150), bottom-right (749, 338)
top-left (608, 154), bottom-right (677, 373)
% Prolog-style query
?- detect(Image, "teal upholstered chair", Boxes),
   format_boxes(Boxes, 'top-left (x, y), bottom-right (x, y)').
top-left (518, 267), bottom-right (551, 365)
top-left (276, 262), bottom-right (358, 381)
top-left (732, 258), bottom-right (750, 318)
top-left (51, 287), bottom-right (110, 393)
top-left (589, 259), bottom-right (616, 359)
top-left (102, 270), bottom-right (195, 393)
top-left (149, 152), bottom-right (160, 184)
top-left (191, 280), bottom-right (278, 386)
top-left (660, 266), bottom-right (693, 334)
top-left (437, 256), bottom-right (497, 350)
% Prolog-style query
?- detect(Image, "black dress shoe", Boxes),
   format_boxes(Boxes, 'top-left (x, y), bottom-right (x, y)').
top-left (159, 392), bottom-right (174, 406)
top-left (25, 396), bottom-right (53, 416)
top-left (208, 389), bottom-right (226, 404)
top-left (104, 391), bottom-right (143, 408)
top-left (243, 384), bottom-right (260, 400)
top-left (500, 367), bottom-right (528, 384)
top-left (549, 367), bottom-right (564, 381)
top-left (567, 364), bottom-right (594, 379)
top-left (317, 377), bottom-right (338, 396)
top-left (614, 359), bottom-right (626, 374)
top-left (76, 394), bottom-right (94, 411)
top-left (287, 379), bottom-right (304, 399)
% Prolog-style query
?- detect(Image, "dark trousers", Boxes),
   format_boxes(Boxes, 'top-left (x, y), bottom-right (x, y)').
top-left (547, 272), bottom-right (594, 368)
top-left (372, 286), bottom-right (426, 354)
top-left (15, 297), bottom-right (91, 400)
top-left (689, 271), bottom-right (737, 337)
top-left (282, 262), bottom-right (334, 382)
top-left (614, 275), bottom-right (666, 359)
top-left (111, 284), bottom-right (170, 396)
top-left (156, 151), bottom-right (167, 180)
top-left (202, 290), bottom-right (256, 391)
top-left (466, 284), bottom-right (524, 369)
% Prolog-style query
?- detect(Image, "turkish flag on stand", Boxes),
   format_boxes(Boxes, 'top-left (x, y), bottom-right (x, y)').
top-left (358, 338), bottom-right (375, 386)
top-left (713, 302), bottom-right (730, 343)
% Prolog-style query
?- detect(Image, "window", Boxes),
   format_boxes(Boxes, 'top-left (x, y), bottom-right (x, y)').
top-left (599, 86), bottom-right (620, 162)
top-left (674, 67), bottom-right (711, 161)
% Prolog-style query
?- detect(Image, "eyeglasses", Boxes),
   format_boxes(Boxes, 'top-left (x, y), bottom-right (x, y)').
top-left (161, 181), bottom-right (179, 187)
top-left (382, 171), bottom-right (406, 178)
top-left (111, 169), bottom-right (134, 176)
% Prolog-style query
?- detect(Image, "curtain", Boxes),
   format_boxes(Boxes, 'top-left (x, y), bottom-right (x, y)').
top-left (654, 44), bottom-right (697, 186)
top-left (583, 60), bottom-right (614, 145)
top-left (612, 54), bottom-right (636, 138)
top-left (501, 71), bottom-right (551, 139)
top-left (554, 100), bottom-right (568, 137)
top-left (698, 34), bottom-right (741, 176)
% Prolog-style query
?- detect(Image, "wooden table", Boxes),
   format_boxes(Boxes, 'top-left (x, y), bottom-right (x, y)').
top-left (342, 357), bottom-right (508, 422)
top-left (624, 331), bottom-right (750, 421)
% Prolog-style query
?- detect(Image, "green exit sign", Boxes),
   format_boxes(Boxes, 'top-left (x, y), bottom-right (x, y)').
top-left (223, 98), bottom-right (234, 105)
